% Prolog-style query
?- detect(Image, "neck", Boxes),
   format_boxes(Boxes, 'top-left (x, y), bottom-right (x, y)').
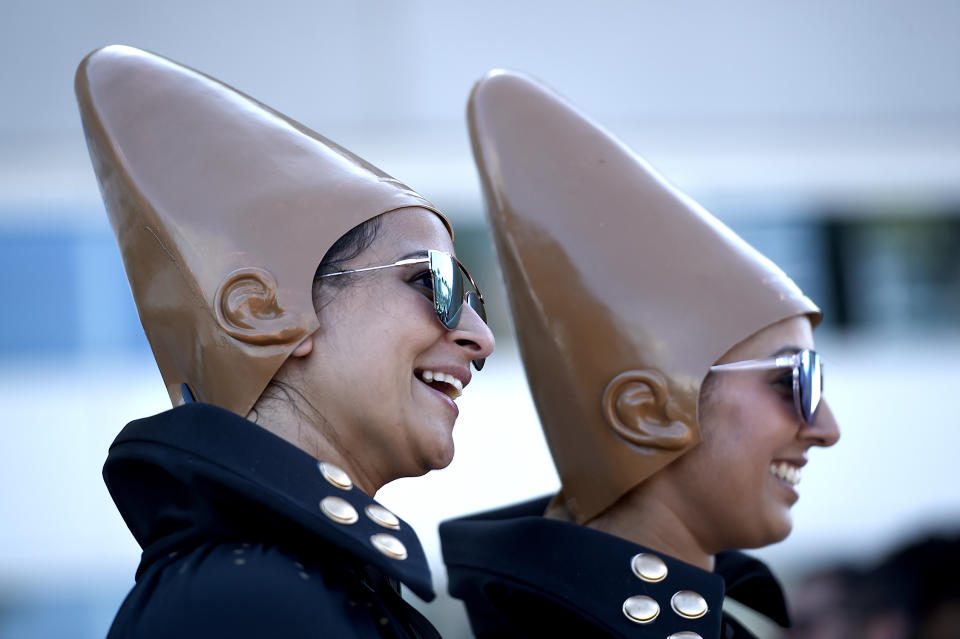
top-left (585, 481), bottom-right (716, 572)
top-left (247, 393), bottom-right (385, 496)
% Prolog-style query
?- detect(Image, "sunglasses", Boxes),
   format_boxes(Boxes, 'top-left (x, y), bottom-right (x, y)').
top-left (319, 249), bottom-right (488, 370)
top-left (709, 349), bottom-right (823, 424)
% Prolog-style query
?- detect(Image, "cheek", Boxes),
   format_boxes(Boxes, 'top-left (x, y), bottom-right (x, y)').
top-left (693, 432), bottom-right (746, 491)
top-left (336, 291), bottom-right (408, 350)
top-left (697, 394), bottom-right (747, 464)
top-left (391, 298), bottom-right (447, 348)
top-left (705, 380), bottom-right (788, 445)
top-left (696, 402), bottom-right (769, 496)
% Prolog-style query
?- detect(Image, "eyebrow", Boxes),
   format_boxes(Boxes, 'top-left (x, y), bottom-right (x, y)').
top-left (772, 345), bottom-right (803, 357)
top-left (396, 250), bottom-right (429, 261)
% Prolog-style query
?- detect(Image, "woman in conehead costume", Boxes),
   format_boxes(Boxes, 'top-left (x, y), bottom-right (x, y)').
top-left (439, 71), bottom-right (840, 639)
top-left (77, 46), bottom-right (494, 639)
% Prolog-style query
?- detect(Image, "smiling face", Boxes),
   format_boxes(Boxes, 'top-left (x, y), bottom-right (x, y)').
top-left (273, 207), bottom-right (495, 493)
top-left (651, 315), bottom-right (840, 553)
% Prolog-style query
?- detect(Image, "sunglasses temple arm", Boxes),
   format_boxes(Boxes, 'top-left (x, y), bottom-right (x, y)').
top-left (318, 257), bottom-right (429, 278)
top-left (709, 355), bottom-right (797, 372)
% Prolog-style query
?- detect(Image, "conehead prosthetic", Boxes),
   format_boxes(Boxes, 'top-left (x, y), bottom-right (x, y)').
top-left (468, 70), bottom-right (819, 524)
top-left (76, 45), bottom-right (448, 418)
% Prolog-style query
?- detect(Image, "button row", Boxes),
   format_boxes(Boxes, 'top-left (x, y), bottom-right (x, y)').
top-left (316, 462), bottom-right (406, 560)
top-left (622, 589), bottom-right (708, 624)
top-left (623, 552), bottom-right (708, 631)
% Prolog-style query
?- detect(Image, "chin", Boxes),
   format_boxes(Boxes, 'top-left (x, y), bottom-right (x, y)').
top-left (733, 513), bottom-right (793, 550)
top-left (417, 433), bottom-right (456, 473)
top-left (760, 515), bottom-right (794, 547)
top-left (769, 523), bottom-right (793, 545)
top-left (431, 442), bottom-right (456, 471)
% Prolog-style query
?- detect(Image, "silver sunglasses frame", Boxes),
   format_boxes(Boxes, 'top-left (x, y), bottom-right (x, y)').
top-left (318, 249), bottom-right (487, 369)
top-left (319, 249), bottom-right (485, 316)
top-left (709, 349), bottom-right (822, 424)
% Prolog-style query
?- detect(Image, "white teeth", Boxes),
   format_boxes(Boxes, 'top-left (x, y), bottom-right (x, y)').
top-left (417, 370), bottom-right (463, 400)
top-left (769, 461), bottom-right (801, 486)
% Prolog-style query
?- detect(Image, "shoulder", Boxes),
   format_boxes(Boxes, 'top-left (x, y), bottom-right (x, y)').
top-left (111, 541), bottom-right (378, 639)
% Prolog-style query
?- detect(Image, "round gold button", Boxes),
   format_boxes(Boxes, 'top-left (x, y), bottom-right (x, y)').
top-left (631, 553), bottom-right (668, 582)
top-left (370, 533), bottom-right (407, 560)
top-left (667, 633), bottom-right (703, 639)
top-left (319, 496), bottom-right (358, 525)
top-left (318, 462), bottom-right (353, 490)
top-left (671, 590), bottom-right (708, 619)
top-left (622, 595), bottom-right (660, 624)
top-left (365, 504), bottom-right (400, 530)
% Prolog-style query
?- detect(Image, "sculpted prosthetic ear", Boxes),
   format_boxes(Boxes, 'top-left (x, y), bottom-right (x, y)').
top-left (214, 267), bottom-right (309, 346)
top-left (602, 370), bottom-right (695, 450)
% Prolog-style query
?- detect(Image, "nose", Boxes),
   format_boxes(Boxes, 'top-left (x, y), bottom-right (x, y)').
top-left (801, 399), bottom-right (840, 448)
top-left (449, 302), bottom-right (496, 368)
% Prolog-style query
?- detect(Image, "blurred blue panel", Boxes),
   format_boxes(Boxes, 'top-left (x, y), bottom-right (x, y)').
top-left (0, 220), bottom-right (150, 358)
top-left (0, 231), bottom-right (78, 355)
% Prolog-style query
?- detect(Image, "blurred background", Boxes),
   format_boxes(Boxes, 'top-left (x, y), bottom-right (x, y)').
top-left (1, 1), bottom-right (959, 637)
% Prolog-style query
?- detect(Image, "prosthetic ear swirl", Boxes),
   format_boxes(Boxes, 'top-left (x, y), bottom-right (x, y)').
top-left (468, 70), bottom-right (819, 524)
top-left (76, 45), bottom-right (449, 417)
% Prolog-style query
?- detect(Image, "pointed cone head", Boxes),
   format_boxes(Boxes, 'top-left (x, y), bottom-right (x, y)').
top-left (76, 45), bottom-right (449, 417)
top-left (468, 70), bottom-right (819, 523)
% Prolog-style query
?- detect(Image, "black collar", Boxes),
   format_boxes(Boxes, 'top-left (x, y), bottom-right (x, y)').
top-left (104, 402), bottom-right (435, 601)
top-left (441, 496), bottom-right (789, 636)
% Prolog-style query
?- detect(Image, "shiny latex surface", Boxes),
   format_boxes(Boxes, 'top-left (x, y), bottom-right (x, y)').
top-left (468, 70), bottom-right (819, 523)
top-left (76, 45), bottom-right (449, 418)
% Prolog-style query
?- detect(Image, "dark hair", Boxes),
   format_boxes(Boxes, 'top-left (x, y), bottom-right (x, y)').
top-left (315, 215), bottom-right (383, 279)
top-left (252, 215), bottom-right (382, 422)
top-left (309, 214), bottom-right (383, 310)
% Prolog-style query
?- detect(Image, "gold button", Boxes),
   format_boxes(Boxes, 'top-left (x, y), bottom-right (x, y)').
top-left (667, 633), bottom-right (703, 639)
top-left (370, 533), bottom-right (407, 560)
top-left (631, 553), bottom-right (668, 582)
top-left (671, 590), bottom-right (708, 619)
top-left (365, 504), bottom-right (400, 530)
top-left (319, 496), bottom-right (358, 524)
top-left (622, 595), bottom-right (660, 624)
top-left (318, 462), bottom-right (353, 490)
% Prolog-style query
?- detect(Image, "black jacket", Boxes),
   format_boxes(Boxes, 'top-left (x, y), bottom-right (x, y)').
top-left (440, 497), bottom-right (790, 639)
top-left (104, 402), bottom-right (440, 638)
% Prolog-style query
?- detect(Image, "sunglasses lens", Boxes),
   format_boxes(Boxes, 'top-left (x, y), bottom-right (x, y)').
top-left (429, 251), bottom-right (463, 329)
top-left (429, 251), bottom-right (487, 372)
top-left (465, 290), bottom-right (486, 325)
top-left (798, 350), bottom-right (823, 424)
top-left (465, 291), bottom-right (488, 371)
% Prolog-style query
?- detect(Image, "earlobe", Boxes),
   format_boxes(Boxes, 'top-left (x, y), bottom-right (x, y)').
top-left (602, 370), bottom-right (695, 450)
top-left (290, 335), bottom-right (314, 358)
top-left (214, 267), bottom-right (309, 346)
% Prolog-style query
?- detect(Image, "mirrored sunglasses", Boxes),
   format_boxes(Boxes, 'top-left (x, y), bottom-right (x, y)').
top-left (709, 348), bottom-right (823, 424)
top-left (319, 249), bottom-right (488, 370)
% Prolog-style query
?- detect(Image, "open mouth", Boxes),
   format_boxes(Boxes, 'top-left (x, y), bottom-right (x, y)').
top-left (415, 369), bottom-right (463, 400)
top-left (769, 461), bottom-right (801, 486)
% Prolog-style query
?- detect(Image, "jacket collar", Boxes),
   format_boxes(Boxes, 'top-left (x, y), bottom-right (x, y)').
top-left (104, 402), bottom-right (435, 601)
top-left (441, 496), bottom-right (789, 636)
